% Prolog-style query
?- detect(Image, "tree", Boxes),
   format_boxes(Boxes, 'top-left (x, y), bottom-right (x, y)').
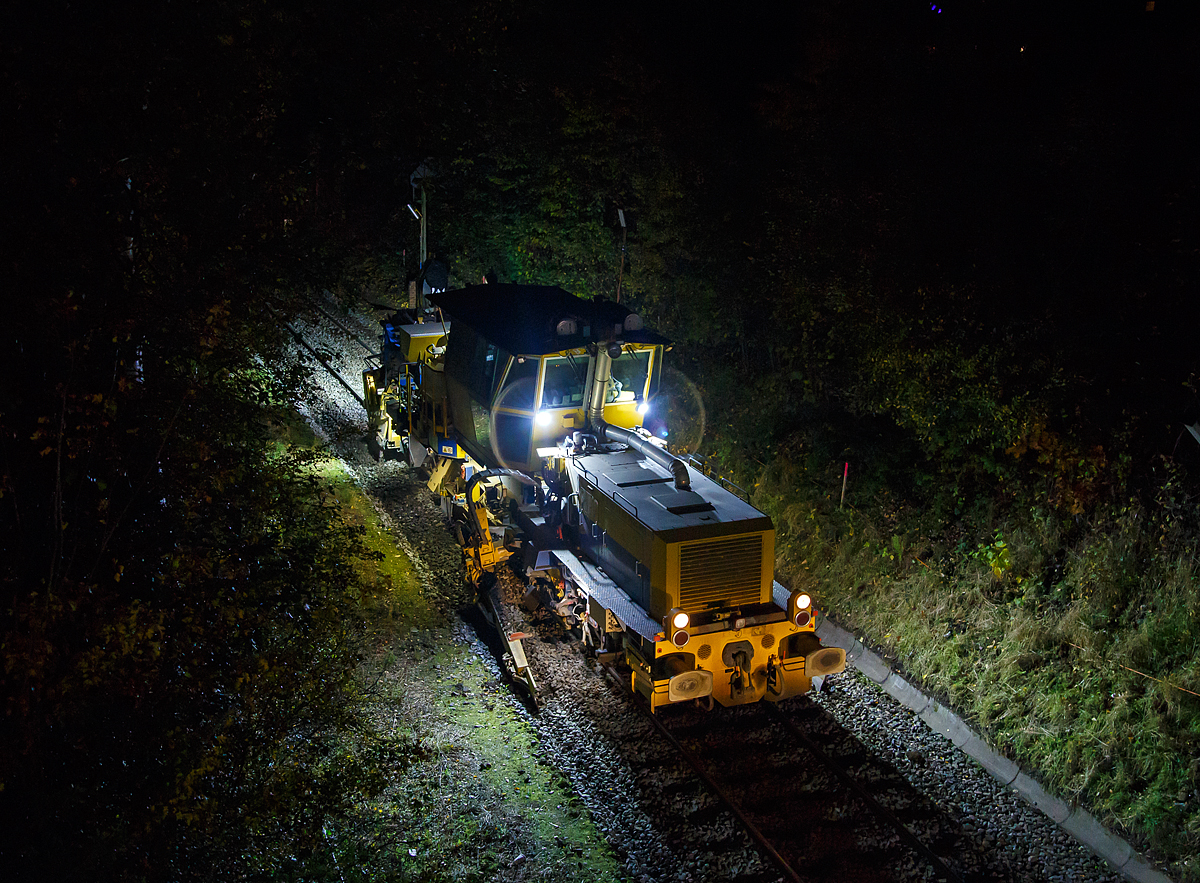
top-left (0, 3), bottom-right (395, 877)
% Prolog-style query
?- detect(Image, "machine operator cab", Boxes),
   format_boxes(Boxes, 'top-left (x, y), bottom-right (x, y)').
top-left (430, 285), bottom-right (669, 471)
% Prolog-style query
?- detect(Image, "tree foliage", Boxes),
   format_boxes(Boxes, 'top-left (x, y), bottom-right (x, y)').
top-left (0, 3), bottom-right (404, 878)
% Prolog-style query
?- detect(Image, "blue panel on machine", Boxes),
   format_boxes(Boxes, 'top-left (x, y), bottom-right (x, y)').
top-left (438, 438), bottom-right (460, 457)
top-left (550, 549), bottom-right (660, 641)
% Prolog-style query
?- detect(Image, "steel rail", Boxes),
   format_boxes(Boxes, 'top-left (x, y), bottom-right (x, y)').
top-left (267, 304), bottom-right (367, 408)
top-left (601, 656), bottom-right (965, 883)
top-left (613, 677), bottom-right (803, 883)
top-left (310, 300), bottom-right (380, 358)
top-left (765, 701), bottom-right (965, 883)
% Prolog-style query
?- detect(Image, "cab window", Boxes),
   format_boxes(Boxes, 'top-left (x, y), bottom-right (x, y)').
top-left (464, 336), bottom-right (508, 404)
top-left (541, 355), bottom-right (587, 408)
top-left (611, 347), bottom-right (653, 401)
top-left (494, 356), bottom-right (538, 410)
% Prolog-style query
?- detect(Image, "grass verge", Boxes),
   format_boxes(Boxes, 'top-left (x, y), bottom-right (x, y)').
top-left (282, 429), bottom-right (631, 882)
top-left (749, 455), bottom-right (1200, 883)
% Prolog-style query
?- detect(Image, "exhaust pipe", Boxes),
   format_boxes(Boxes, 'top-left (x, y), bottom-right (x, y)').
top-left (584, 339), bottom-right (689, 490)
top-left (599, 422), bottom-right (690, 490)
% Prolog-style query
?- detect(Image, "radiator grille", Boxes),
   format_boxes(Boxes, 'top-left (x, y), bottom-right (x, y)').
top-left (678, 534), bottom-right (764, 609)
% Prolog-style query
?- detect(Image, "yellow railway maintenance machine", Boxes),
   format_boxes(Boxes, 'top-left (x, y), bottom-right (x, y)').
top-left (366, 284), bottom-right (845, 710)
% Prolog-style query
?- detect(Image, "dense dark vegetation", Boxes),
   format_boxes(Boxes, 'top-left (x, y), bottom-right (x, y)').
top-left (3, 0), bottom-right (1199, 879)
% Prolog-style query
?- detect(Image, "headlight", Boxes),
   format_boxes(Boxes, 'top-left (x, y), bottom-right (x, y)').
top-left (789, 592), bottom-right (814, 627)
top-left (667, 608), bottom-right (690, 647)
top-left (535, 410), bottom-right (552, 427)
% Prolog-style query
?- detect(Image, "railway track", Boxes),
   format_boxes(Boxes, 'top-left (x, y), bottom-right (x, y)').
top-left (518, 597), bottom-right (994, 883)
top-left (308, 296), bottom-right (383, 356)
top-left (271, 297), bottom-right (388, 413)
top-left (638, 695), bottom-right (977, 883)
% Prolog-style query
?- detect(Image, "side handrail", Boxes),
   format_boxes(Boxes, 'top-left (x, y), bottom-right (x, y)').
top-left (684, 454), bottom-right (749, 501)
top-left (612, 490), bottom-right (637, 518)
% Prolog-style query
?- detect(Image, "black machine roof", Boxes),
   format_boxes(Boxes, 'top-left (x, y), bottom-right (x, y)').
top-left (428, 284), bottom-right (671, 356)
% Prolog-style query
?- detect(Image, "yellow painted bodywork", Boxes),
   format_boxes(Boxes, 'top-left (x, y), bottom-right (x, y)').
top-left (629, 618), bottom-right (819, 711)
top-left (576, 477), bottom-right (774, 622)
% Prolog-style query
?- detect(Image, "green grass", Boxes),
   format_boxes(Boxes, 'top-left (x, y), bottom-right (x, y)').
top-left (748, 455), bottom-right (1200, 881)
top-left (268, 417), bottom-right (631, 882)
top-left (327, 467), bottom-right (436, 633)
top-left (332, 631), bottom-right (628, 883)
top-left (272, 409), bottom-right (432, 631)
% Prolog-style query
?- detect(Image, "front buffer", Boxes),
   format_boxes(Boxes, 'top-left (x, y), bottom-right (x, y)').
top-left (626, 583), bottom-right (847, 712)
top-left (535, 548), bottom-right (846, 713)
